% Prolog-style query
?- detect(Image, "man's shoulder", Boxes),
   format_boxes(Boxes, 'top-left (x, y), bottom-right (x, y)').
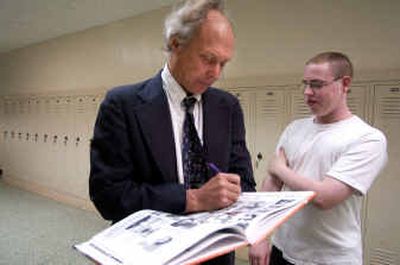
top-left (351, 115), bottom-right (387, 142)
top-left (205, 87), bottom-right (239, 104)
top-left (105, 72), bottom-right (162, 101)
top-left (108, 76), bottom-right (158, 97)
top-left (107, 83), bottom-right (139, 98)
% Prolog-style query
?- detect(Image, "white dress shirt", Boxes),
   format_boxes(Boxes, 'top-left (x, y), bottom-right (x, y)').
top-left (161, 64), bottom-right (204, 184)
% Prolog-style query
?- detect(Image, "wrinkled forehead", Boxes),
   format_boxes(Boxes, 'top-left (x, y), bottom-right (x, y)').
top-left (191, 10), bottom-right (234, 60)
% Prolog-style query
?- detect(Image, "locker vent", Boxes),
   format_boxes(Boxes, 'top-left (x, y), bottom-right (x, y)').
top-left (290, 94), bottom-right (309, 120)
top-left (379, 96), bottom-right (400, 119)
top-left (369, 248), bottom-right (397, 265)
top-left (347, 86), bottom-right (366, 118)
top-left (259, 97), bottom-right (281, 116)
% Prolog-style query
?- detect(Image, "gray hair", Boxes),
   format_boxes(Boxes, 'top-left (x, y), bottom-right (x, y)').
top-left (163, 0), bottom-right (226, 53)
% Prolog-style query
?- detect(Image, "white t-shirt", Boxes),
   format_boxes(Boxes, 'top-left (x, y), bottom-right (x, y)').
top-left (272, 115), bottom-right (387, 265)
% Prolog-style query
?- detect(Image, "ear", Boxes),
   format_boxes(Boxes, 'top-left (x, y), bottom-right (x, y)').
top-left (169, 37), bottom-right (181, 52)
top-left (342, 76), bottom-right (352, 93)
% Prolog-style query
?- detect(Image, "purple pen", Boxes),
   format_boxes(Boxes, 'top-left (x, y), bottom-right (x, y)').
top-left (207, 162), bottom-right (221, 175)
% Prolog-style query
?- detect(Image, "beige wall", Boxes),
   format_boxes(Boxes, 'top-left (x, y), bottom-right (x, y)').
top-left (0, 7), bottom-right (167, 95)
top-left (1, 0), bottom-right (399, 207)
top-left (1, 0), bottom-right (400, 96)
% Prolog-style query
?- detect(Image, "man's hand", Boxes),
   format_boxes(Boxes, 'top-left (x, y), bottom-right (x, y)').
top-left (185, 173), bottom-right (241, 213)
top-left (249, 239), bottom-right (271, 265)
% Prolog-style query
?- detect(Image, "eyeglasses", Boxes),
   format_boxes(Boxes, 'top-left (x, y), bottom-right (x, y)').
top-left (301, 77), bottom-right (342, 91)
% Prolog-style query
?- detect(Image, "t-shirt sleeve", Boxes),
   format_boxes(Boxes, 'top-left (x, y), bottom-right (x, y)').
top-left (327, 131), bottom-right (387, 195)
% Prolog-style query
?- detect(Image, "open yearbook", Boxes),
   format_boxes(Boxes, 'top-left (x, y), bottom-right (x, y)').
top-left (74, 191), bottom-right (315, 265)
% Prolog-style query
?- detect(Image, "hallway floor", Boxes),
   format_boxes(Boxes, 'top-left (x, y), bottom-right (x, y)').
top-left (0, 180), bottom-right (249, 264)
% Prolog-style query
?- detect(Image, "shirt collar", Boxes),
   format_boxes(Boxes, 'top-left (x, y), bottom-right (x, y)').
top-left (161, 64), bottom-right (202, 105)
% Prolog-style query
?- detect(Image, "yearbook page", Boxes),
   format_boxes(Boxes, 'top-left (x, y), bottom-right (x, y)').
top-left (75, 191), bottom-right (315, 265)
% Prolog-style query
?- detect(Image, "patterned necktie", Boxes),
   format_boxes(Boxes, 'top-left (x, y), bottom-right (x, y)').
top-left (182, 96), bottom-right (207, 189)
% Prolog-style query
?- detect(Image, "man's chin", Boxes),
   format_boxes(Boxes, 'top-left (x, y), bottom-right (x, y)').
top-left (309, 109), bottom-right (322, 117)
top-left (191, 86), bottom-right (209, 95)
top-left (308, 104), bottom-right (321, 114)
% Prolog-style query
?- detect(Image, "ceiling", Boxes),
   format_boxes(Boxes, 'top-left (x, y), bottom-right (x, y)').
top-left (0, 0), bottom-right (176, 53)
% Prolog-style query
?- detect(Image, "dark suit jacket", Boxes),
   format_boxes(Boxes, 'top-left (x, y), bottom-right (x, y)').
top-left (89, 71), bottom-right (256, 223)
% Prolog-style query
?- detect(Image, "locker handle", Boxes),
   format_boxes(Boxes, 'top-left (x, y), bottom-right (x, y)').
top-left (390, 87), bottom-right (399, 92)
top-left (75, 137), bottom-right (81, 146)
top-left (255, 152), bottom-right (263, 168)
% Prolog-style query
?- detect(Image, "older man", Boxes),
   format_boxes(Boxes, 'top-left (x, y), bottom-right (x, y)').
top-left (89, 1), bottom-right (256, 264)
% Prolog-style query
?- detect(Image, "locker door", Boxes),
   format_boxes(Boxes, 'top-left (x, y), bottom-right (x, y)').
top-left (253, 89), bottom-right (285, 189)
top-left (11, 98), bottom-right (26, 180)
top-left (29, 97), bottom-right (42, 181)
top-left (0, 97), bottom-right (4, 172)
top-left (45, 96), bottom-right (62, 188)
top-left (364, 84), bottom-right (400, 265)
top-left (287, 87), bottom-right (310, 122)
top-left (73, 95), bottom-right (92, 197)
top-left (347, 83), bottom-right (368, 120)
top-left (58, 95), bottom-right (76, 193)
top-left (2, 98), bottom-right (14, 177)
top-left (23, 97), bottom-right (36, 181)
top-left (35, 97), bottom-right (49, 181)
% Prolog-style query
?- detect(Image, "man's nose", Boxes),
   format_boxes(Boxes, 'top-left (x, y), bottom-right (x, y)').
top-left (303, 85), bottom-right (314, 95)
top-left (208, 64), bottom-right (221, 79)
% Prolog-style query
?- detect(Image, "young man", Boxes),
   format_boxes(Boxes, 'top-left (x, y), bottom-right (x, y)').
top-left (249, 52), bottom-right (387, 265)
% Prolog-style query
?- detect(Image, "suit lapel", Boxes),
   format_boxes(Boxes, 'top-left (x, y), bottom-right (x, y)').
top-left (134, 78), bottom-right (231, 181)
top-left (135, 74), bottom-right (177, 182)
top-left (202, 90), bottom-right (230, 170)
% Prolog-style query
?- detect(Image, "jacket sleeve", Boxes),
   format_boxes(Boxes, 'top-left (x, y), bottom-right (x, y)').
top-left (89, 89), bottom-right (186, 222)
top-left (229, 99), bottom-right (256, 192)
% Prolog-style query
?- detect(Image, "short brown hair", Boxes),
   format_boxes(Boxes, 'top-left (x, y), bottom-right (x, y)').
top-left (306, 51), bottom-right (353, 78)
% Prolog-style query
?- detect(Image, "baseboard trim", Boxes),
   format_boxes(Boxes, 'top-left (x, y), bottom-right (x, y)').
top-left (2, 176), bottom-right (96, 212)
